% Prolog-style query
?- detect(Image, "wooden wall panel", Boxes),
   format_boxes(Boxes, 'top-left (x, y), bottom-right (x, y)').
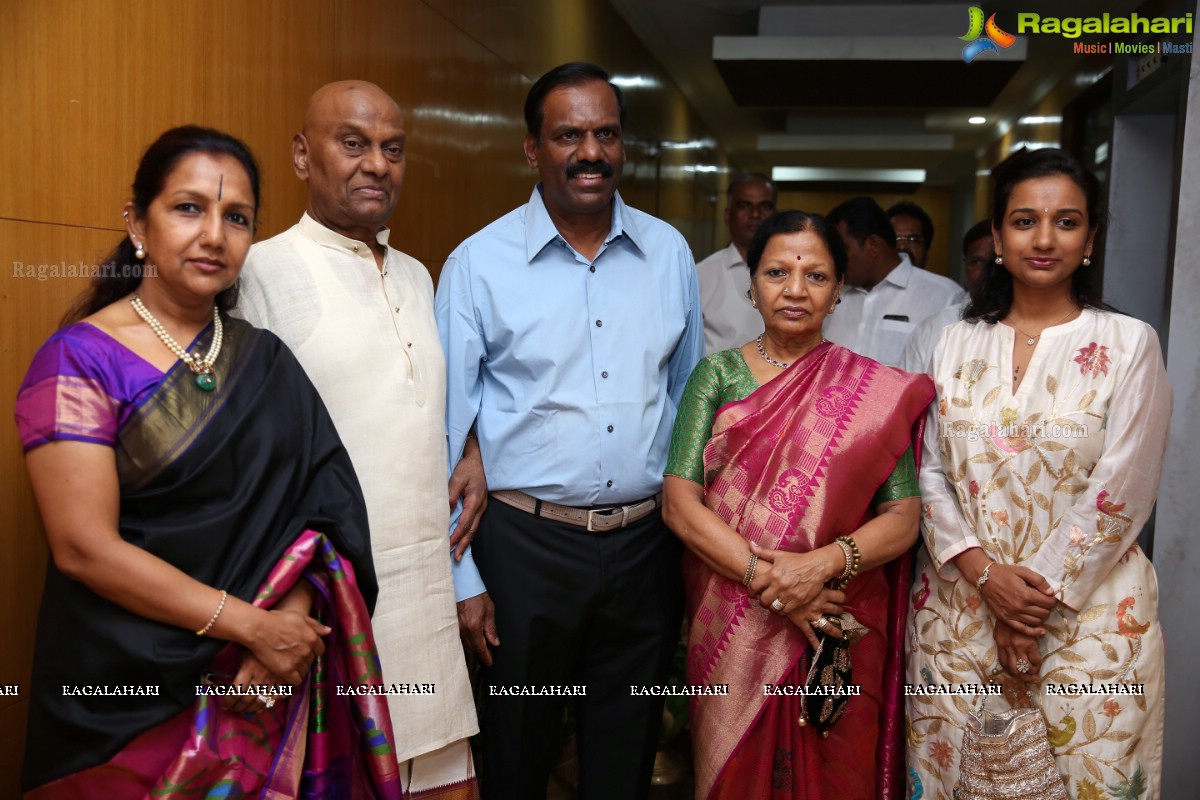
top-left (0, 702), bottom-right (29, 797)
top-left (420, 0), bottom-right (595, 83)
top-left (331, 0), bottom-right (728, 271)
top-left (0, 220), bottom-right (124, 797)
top-left (334, 0), bottom-right (533, 271)
top-left (203, 0), bottom-right (338, 239)
top-left (0, 0), bottom-right (334, 238)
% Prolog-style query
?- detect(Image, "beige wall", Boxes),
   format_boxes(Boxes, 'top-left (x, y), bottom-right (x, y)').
top-left (0, 1), bottom-right (725, 792)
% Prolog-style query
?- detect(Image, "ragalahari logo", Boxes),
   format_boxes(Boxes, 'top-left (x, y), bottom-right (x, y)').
top-left (960, 7), bottom-right (1017, 62)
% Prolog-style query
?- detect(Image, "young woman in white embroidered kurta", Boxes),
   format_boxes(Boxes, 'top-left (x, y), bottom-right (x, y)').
top-left (905, 149), bottom-right (1171, 800)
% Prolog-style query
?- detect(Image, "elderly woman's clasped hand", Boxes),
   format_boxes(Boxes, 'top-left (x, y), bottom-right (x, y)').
top-left (748, 541), bottom-right (846, 649)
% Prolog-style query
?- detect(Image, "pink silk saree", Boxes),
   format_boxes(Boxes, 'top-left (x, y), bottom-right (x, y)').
top-left (686, 343), bottom-right (933, 799)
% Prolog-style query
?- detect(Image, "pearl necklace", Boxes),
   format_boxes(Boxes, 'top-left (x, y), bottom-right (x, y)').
top-left (756, 334), bottom-right (790, 369)
top-left (131, 296), bottom-right (223, 391)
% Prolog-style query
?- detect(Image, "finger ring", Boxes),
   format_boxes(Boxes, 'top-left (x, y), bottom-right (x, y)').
top-left (1016, 658), bottom-right (1031, 674)
top-left (257, 694), bottom-right (276, 709)
top-left (770, 598), bottom-right (785, 612)
top-left (811, 616), bottom-right (829, 629)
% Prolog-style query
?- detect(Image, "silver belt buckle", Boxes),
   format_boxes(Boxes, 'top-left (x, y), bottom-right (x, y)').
top-left (586, 505), bottom-right (629, 532)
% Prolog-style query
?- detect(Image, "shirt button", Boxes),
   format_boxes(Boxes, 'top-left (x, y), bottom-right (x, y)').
top-left (606, 480), bottom-right (613, 488)
top-left (352, 244), bottom-right (360, 252)
top-left (394, 307), bottom-right (400, 313)
top-left (589, 266), bottom-right (596, 273)
top-left (601, 371), bottom-right (609, 379)
top-left (406, 342), bottom-right (412, 348)
top-left (607, 425), bottom-right (614, 432)
top-left (595, 319), bottom-right (603, 327)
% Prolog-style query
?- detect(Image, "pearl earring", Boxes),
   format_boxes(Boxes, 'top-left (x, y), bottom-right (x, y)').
top-left (1082, 255), bottom-right (1091, 266)
top-left (134, 242), bottom-right (146, 260)
top-left (994, 255), bottom-right (1003, 265)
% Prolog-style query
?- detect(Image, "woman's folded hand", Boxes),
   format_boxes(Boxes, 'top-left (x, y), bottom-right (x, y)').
top-left (750, 541), bottom-right (840, 612)
top-left (247, 608), bottom-right (331, 685)
top-left (982, 564), bottom-right (1058, 635)
top-left (223, 651), bottom-right (290, 714)
top-left (785, 588), bottom-right (847, 650)
top-left (993, 619), bottom-right (1043, 683)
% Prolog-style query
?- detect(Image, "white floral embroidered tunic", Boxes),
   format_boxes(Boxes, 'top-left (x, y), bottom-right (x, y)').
top-left (905, 309), bottom-right (1171, 799)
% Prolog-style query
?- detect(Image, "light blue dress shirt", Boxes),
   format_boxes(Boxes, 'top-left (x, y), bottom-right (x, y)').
top-left (436, 186), bottom-right (704, 600)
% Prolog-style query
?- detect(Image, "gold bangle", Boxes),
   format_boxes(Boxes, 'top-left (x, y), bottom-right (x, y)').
top-left (835, 540), bottom-right (854, 581)
top-left (742, 553), bottom-right (759, 587)
top-left (196, 589), bottom-right (228, 636)
top-left (835, 535), bottom-right (861, 586)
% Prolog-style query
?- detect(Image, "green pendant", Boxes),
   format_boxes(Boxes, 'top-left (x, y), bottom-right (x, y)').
top-left (195, 372), bottom-right (217, 392)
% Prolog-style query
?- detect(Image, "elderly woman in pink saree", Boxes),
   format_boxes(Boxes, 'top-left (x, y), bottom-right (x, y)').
top-left (663, 210), bottom-right (934, 799)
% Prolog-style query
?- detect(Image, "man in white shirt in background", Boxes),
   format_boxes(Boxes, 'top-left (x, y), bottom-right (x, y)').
top-left (887, 200), bottom-right (935, 268)
top-left (900, 219), bottom-right (993, 373)
top-left (823, 196), bottom-right (966, 366)
top-left (696, 172), bottom-right (776, 354)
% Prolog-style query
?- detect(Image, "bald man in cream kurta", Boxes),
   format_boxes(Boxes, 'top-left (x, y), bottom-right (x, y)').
top-left (238, 214), bottom-right (478, 792)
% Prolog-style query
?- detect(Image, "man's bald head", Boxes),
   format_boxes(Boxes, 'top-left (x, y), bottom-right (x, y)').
top-left (302, 81), bottom-right (402, 136)
top-left (293, 80), bottom-right (407, 244)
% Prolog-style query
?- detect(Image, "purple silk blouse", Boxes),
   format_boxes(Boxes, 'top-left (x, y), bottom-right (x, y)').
top-left (13, 322), bottom-right (198, 450)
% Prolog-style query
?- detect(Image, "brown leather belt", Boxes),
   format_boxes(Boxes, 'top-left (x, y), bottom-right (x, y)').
top-left (490, 489), bottom-right (662, 532)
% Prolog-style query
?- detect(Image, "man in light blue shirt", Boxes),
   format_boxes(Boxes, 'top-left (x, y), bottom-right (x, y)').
top-left (435, 62), bottom-right (703, 800)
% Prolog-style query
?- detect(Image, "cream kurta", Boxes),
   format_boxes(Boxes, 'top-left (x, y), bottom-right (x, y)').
top-left (906, 310), bottom-right (1170, 800)
top-left (238, 214), bottom-right (477, 762)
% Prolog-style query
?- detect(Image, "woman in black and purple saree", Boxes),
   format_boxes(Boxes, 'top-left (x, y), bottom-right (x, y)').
top-left (14, 126), bottom-right (402, 799)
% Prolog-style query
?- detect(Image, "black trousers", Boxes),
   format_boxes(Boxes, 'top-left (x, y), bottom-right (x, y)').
top-left (472, 498), bottom-right (684, 800)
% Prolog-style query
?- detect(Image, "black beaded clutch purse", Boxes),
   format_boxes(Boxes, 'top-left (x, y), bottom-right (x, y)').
top-left (798, 613), bottom-right (865, 735)
top-left (798, 634), bottom-right (852, 734)
top-left (797, 535), bottom-right (866, 735)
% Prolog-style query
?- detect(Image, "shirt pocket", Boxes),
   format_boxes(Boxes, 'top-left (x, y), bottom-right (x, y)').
top-left (875, 318), bottom-right (917, 365)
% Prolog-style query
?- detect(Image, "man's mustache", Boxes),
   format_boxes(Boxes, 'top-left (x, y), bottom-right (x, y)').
top-left (566, 160), bottom-right (614, 179)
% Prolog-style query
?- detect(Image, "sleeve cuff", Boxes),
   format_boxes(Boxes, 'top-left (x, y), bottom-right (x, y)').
top-left (451, 545), bottom-right (486, 602)
top-left (932, 536), bottom-right (983, 581)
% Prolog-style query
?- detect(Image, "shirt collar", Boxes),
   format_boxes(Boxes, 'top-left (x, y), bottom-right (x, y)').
top-left (882, 252), bottom-right (915, 289)
top-left (523, 185), bottom-right (645, 263)
top-left (299, 212), bottom-right (390, 263)
top-left (724, 243), bottom-right (746, 269)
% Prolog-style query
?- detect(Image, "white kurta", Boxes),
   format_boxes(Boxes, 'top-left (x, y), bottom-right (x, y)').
top-left (238, 214), bottom-right (477, 763)
top-left (906, 310), bottom-right (1171, 800)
